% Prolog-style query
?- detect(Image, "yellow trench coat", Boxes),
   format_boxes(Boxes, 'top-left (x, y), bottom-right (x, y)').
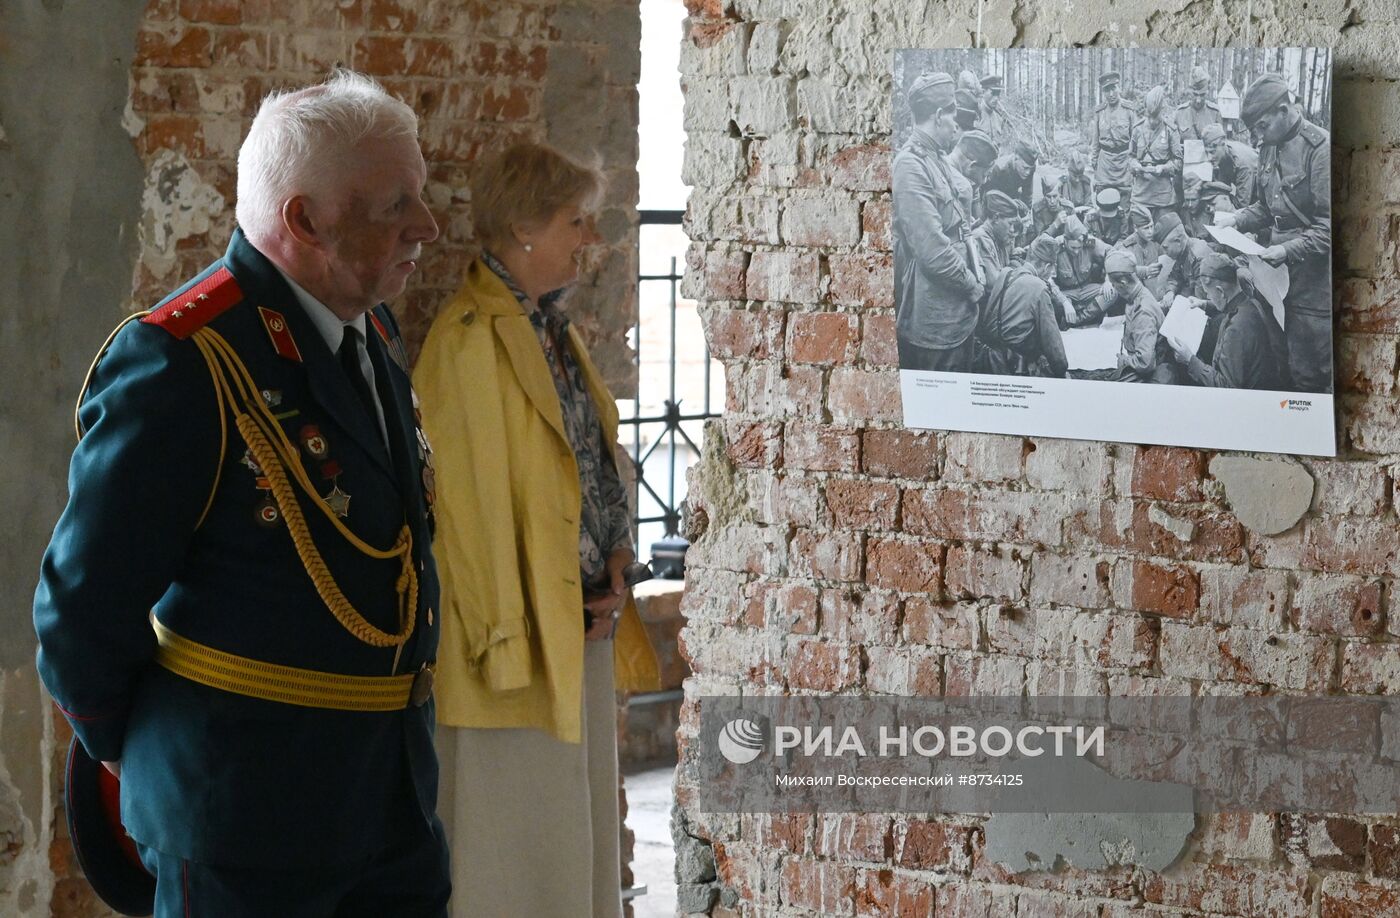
top-left (414, 260), bottom-right (660, 743)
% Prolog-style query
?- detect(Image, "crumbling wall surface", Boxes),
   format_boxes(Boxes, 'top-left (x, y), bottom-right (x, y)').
top-left (676, 0), bottom-right (1400, 915)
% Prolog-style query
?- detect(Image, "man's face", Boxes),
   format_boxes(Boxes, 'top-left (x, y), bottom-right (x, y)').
top-left (1163, 227), bottom-right (1187, 260)
top-left (1105, 86), bottom-right (1120, 105)
top-left (1203, 277), bottom-right (1229, 312)
top-left (1191, 89), bottom-right (1208, 110)
top-left (967, 160), bottom-right (991, 184)
top-left (1207, 139), bottom-right (1225, 163)
top-left (1043, 188), bottom-right (1061, 209)
top-left (1066, 236), bottom-right (1084, 255)
top-left (1137, 221), bottom-right (1154, 243)
top-left (931, 107), bottom-right (960, 148)
top-left (990, 216), bottom-right (1015, 245)
top-left (322, 135), bottom-right (439, 315)
top-left (1108, 270), bottom-right (1137, 297)
top-left (1013, 157), bottom-right (1032, 179)
top-left (1253, 103), bottom-right (1295, 145)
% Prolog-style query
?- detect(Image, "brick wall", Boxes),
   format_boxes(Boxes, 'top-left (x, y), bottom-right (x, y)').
top-left (675, 0), bottom-right (1400, 915)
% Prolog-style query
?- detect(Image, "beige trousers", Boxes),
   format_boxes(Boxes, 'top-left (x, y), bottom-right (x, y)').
top-left (436, 641), bottom-right (623, 918)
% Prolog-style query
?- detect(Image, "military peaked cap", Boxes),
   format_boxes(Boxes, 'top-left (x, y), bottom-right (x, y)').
top-left (1240, 73), bottom-right (1290, 125)
top-left (956, 130), bottom-right (997, 164)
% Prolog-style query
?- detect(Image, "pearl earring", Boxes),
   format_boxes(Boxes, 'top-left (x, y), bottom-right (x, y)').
top-left (524, 243), bottom-right (533, 253)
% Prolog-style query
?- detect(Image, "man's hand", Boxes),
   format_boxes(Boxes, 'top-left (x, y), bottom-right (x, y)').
top-left (1165, 333), bottom-right (1195, 364)
top-left (1142, 262), bottom-right (1162, 279)
top-left (1260, 244), bottom-right (1288, 266)
top-left (583, 547), bottom-right (633, 641)
top-left (1213, 212), bottom-right (1238, 228)
top-left (102, 760), bottom-right (120, 778)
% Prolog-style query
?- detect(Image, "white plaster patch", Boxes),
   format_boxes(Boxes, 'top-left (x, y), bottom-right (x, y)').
top-left (1208, 455), bottom-right (1315, 536)
top-left (138, 150), bottom-right (226, 280)
top-left (123, 71), bottom-right (146, 139)
top-left (1148, 504), bottom-right (1195, 542)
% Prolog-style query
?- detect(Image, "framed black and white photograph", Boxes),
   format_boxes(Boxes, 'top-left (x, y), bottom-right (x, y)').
top-left (893, 47), bottom-right (1335, 456)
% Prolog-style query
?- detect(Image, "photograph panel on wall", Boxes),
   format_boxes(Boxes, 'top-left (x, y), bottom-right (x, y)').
top-left (892, 47), bottom-right (1335, 456)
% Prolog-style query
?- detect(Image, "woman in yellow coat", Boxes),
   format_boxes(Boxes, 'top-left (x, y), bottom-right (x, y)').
top-left (414, 142), bottom-right (659, 918)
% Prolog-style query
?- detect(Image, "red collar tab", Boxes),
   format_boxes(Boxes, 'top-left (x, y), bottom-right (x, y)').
top-left (258, 307), bottom-right (303, 363)
top-left (140, 267), bottom-right (243, 339)
top-left (369, 310), bottom-right (409, 372)
top-left (368, 312), bottom-right (392, 347)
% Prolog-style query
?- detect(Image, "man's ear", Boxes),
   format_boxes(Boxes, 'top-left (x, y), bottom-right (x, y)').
top-left (282, 196), bottom-right (328, 250)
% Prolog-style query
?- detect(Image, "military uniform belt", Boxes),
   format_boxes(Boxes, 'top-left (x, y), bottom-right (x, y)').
top-left (1099, 142), bottom-right (1129, 153)
top-left (152, 618), bottom-right (434, 712)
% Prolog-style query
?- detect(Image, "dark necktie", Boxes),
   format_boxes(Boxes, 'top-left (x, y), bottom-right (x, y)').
top-left (338, 328), bottom-right (377, 418)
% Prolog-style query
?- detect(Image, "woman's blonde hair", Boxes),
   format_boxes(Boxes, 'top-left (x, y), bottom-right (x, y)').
top-left (470, 142), bottom-right (605, 249)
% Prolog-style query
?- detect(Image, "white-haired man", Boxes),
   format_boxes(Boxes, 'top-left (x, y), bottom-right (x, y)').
top-left (35, 71), bottom-right (448, 916)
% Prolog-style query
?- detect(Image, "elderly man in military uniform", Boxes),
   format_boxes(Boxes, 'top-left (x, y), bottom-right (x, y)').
top-left (1130, 85), bottom-right (1183, 222)
top-left (895, 71), bottom-right (983, 372)
top-left (33, 71), bottom-right (448, 916)
top-left (1090, 71), bottom-right (1135, 212)
top-left (1084, 187), bottom-right (1130, 246)
top-left (977, 73), bottom-right (1013, 145)
top-left (975, 233), bottom-right (1069, 377)
top-left (1202, 122), bottom-right (1258, 209)
top-left (1215, 73), bottom-right (1331, 393)
top-left (1165, 252), bottom-right (1288, 389)
top-left (1175, 65), bottom-right (1224, 141)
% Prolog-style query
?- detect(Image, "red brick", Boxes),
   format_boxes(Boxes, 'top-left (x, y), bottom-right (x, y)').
top-left (1339, 277), bottom-right (1400, 334)
top-left (704, 308), bottom-right (782, 361)
top-left (1279, 813), bottom-right (1367, 871)
top-left (1131, 445), bottom-right (1205, 502)
top-left (784, 422), bottom-right (860, 473)
top-left (179, 0), bottom-right (241, 23)
top-left (816, 814), bottom-right (893, 862)
top-left (1129, 560), bottom-right (1200, 618)
top-left (855, 869), bottom-right (933, 916)
top-left (723, 420), bottom-right (781, 469)
top-left (788, 311), bottom-right (857, 364)
top-left (1337, 333), bottom-right (1398, 394)
top-left (862, 428), bottom-right (938, 479)
top-left (480, 85), bottom-right (536, 121)
top-left (859, 314), bottom-right (898, 368)
top-left (865, 538), bottom-right (942, 594)
top-left (1302, 517), bottom-right (1400, 577)
top-left (943, 653), bottom-right (1025, 695)
top-left (471, 41), bottom-right (548, 81)
top-left (790, 528), bottom-right (863, 582)
top-left (689, 19), bottom-right (737, 49)
top-left (1321, 876), bottom-right (1400, 917)
top-left (936, 884), bottom-right (1017, 918)
top-left (819, 589), bottom-right (899, 644)
top-left (788, 640), bottom-right (861, 691)
top-left (862, 200), bottom-right (892, 251)
top-left (903, 488), bottom-right (1063, 546)
top-left (828, 368), bottom-right (901, 423)
top-left (353, 34), bottom-right (407, 73)
top-left (684, 0), bottom-right (729, 17)
top-left (1370, 824), bottom-right (1400, 879)
top-left (744, 813), bottom-right (812, 853)
top-left (1070, 501), bottom-right (1246, 564)
top-left (1341, 642), bottom-right (1400, 694)
top-left (1292, 574), bottom-right (1384, 636)
top-left (825, 479), bottom-right (899, 531)
top-left (1143, 863), bottom-right (1309, 915)
top-left (130, 69), bottom-right (201, 113)
top-left (827, 142), bottom-right (892, 192)
top-left (943, 545), bottom-right (1023, 601)
top-left (828, 252), bottom-right (893, 309)
top-left (689, 247), bottom-right (747, 300)
top-left (901, 598), bottom-right (978, 649)
top-left (864, 645), bottom-right (942, 695)
top-left (210, 28), bottom-right (268, 70)
top-left (746, 250), bottom-right (820, 303)
top-left (139, 115), bottom-right (205, 157)
top-left (135, 26), bottom-right (213, 68)
top-left (895, 820), bottom-right (973, 872)
top-left (336, 0), bottom-right (421, 31)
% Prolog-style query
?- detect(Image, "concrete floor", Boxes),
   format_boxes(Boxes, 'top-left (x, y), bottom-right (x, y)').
top-left (626, 765), bottom-right (678, 918)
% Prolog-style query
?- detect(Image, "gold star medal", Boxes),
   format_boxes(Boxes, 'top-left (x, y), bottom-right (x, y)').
top-left (325, 484), bottom-right (351, 518)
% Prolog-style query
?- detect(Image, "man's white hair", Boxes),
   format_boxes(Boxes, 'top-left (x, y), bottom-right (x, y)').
top-left (236, 70), bottom-right (419, 246)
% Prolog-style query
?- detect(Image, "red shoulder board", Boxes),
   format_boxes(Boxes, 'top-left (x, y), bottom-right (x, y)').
top-left (258, 307), bottom-right (303, 363)
top-left (140, 267), bottom-right (243, 339)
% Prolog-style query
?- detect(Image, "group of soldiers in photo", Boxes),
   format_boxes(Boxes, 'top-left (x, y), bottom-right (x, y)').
top-left (894, 60), bottom-right (1333, 394)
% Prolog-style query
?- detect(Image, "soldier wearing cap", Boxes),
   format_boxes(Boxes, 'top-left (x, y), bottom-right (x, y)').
top-left (1091, 71), bottom-right (1135, 212)
top-left (947, 129), bottom-right (997, 221)
top-left (1058, 149), bottom-right (1094, 210)
top-left (1096, 248), bottom-right (1171, 382)
top-left (1155, 210), bottom-right (1213, 302)
top-left (33, 71), bottom-right (447, 916)
top-left (1055, 215), bottom-right (1114, 326)
top-left (895, 71), bottom-right (983, 371)
top-left (977, 73), bottom-right (1012, 146)
top-left (1084, 187), bottom-right (1130, 246)
top-left (975, 234), bottom-right (1070, 377)
top-left (1130, 85), bottom-right (1182, 220)
top-left (1165, 252), bottom-right (1287, 389)
top-left (1203, 122), bottom-right (1258, 209)
top-left (985, 138), bottom-right (1038, 209)
top-left (955, 90), bottom-right (982, 131)
top-left (1175, 65), bottom-right (1224, 141)
top-left (1215, 72), bottom-right (1331, 392)
top-left (1120, 202), bottom-right (1169, 294)
top-left (1033, 174), bottom-right (1072, 237)
top-left (969, 190), bottom-right (1021, 279)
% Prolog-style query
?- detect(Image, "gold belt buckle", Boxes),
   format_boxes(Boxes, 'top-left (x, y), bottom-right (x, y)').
top-left (409, 663), bottom-right (435, 707)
